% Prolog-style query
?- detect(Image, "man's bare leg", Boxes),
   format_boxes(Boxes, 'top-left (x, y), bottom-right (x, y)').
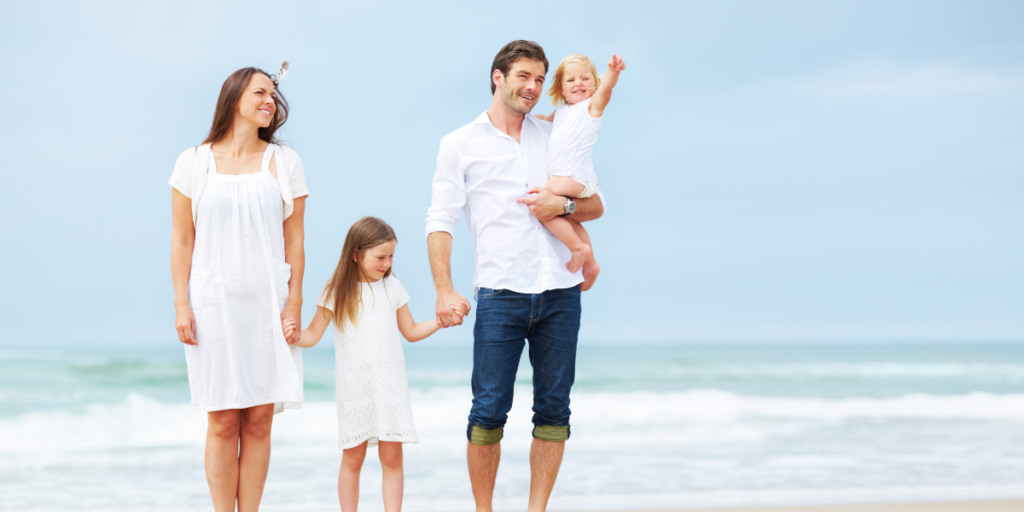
top-left (569, 219), bottom-right (600, 291)
top-left (527, 438), bottom-right (565, 512)
top-left (467, 441), bottom-right (501, 512)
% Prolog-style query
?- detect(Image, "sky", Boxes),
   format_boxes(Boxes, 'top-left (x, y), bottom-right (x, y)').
top-left (1, 0), bottom-right (1022, 347)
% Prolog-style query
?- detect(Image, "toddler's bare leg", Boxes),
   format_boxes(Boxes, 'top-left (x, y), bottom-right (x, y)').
top-left (545, 176), bottom-right (585, 198)
top-left (570, 219), bottom-right (601, 291)
top-left (542, 216), bottom-right (591, 273)
top-left (542, 177), bottom-right (590, 273)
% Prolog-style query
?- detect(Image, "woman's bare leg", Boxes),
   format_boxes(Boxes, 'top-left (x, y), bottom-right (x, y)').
top-left (570, 219), bottom-right (601, 291)
top-left (378, 442), bottom-right (405, 512)
top-left (237, 404), bottom-right (275, 512)
top-left (206, 409), bottom-right (242, 512)
top-left (542, 177), bottom-right (590, 273)
top-left (339, 441), bottom-right (368, 512)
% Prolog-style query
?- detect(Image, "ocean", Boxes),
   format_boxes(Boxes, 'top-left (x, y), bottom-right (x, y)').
top-left (1, 342), bottom-right (1023, 511)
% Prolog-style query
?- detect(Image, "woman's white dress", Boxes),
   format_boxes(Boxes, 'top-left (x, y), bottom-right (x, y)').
top-left (172, 145), bottom-right (305, 414)
top-left (318, 276), bottom-right (419, 449)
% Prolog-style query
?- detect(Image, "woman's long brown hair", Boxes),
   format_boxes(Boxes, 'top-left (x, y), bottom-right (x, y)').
top-left (202, 67), bottom-right (289, 146)
top-left (319, 217), bottom-right (397, 331)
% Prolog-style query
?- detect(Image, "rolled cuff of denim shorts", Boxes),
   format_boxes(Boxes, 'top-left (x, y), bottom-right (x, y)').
top-left (532, 425), bottom-right (570, 442)
top-left (469, 425), bottom-right (503, 446)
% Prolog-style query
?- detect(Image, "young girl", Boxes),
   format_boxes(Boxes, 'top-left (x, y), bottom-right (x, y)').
top-left (536, 53), bottom-right (626, 291)
top-left (283, 216), bottom-right (465, 512)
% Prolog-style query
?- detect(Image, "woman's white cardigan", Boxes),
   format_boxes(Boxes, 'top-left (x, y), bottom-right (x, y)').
top-left (169, 143), bottom-right (309, 224)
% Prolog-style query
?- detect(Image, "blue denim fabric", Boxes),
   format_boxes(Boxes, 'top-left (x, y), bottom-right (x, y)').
top-left (467, 285), bottom-right (581, 442)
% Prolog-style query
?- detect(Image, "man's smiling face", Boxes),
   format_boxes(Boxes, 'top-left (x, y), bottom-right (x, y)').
top-left (498, 57), bottom-right (546, 115)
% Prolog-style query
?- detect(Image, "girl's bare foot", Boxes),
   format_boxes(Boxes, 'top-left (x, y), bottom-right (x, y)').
top-left (567, 244), bottom-right (591, 273)
top-left (581, 259), bottom-right (601, 291)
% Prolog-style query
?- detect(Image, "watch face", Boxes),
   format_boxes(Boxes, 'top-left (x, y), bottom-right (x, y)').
top-left (566, 198), bottom-right (576, 214)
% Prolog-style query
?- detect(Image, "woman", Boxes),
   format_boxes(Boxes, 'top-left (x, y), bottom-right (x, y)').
top-left (169, 63), bottom-right (307, 512)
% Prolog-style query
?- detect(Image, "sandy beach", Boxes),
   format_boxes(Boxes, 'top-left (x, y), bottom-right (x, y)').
top-left (586, 500), bottom-right (1024, 512)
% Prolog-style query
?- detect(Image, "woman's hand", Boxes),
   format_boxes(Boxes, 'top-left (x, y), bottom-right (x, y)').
top-left (175, 303), bottom-right (198, 345)
top-left (281, 303), bottom-right (301, 345)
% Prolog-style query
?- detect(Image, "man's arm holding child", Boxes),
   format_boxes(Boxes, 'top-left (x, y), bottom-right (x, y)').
top-left (518, 188), bottom-right (604, 222)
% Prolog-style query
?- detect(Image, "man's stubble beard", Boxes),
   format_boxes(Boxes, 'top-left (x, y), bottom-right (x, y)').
top-left (500, 77), bottom-right (535, 116)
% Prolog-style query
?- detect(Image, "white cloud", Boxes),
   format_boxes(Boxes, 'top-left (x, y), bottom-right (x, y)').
top-left (785, 61), bottom-right (1021, 99)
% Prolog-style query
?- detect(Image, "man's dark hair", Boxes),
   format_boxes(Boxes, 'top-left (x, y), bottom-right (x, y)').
top-left (490, 40), bottom-right (549, 95)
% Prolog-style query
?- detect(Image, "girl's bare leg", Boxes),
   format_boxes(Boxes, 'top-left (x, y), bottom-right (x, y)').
top-left (206, 409), bottom-right (241, 512)
top-left (237, 404), bottom-right (275, 512)
top-left (339, 441), bottom-right (369, 512)
top-left (570, 219), bottom-right (601, 291)
top-left (378, 441), bottom-right (404, 512)
top-left (542, 177), bottom-right (590, 273)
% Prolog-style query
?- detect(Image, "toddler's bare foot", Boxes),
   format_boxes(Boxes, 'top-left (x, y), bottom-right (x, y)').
top-left (581, 259), bottom-right (601, 291)
top-left (566, 244), bottom-right (591, 274)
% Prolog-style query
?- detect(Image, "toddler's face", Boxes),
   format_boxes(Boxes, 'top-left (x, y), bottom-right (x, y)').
top-left (356, 240), bottom-right (396, 282)
top-left (561, 63), bottom-right (596, 105)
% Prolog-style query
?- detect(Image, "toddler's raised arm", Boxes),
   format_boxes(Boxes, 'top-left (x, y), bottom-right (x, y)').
top-left (589, 54), bottom-right (626, 117)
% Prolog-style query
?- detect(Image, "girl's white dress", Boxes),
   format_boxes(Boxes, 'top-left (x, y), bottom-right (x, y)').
top-left (170, 144), bottom-right (306, 414)
top-left (546, 97), bottom-right (607, 204)
top-left (318, 275), bottom-right (419, 449)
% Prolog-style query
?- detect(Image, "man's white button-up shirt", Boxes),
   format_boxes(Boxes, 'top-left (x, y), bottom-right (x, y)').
top-left (426, 112), bottom-right (584, 298)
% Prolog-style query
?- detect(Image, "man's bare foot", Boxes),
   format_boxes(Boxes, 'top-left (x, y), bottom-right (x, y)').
top-left (581, 259), bottom-right (601, 291)
top-left (567, 244), bottom-right (591, 273)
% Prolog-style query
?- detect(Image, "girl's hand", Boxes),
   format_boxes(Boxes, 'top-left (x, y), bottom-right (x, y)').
top-left (175, 304), bottom-right (198, 345)
top-left (608, 54), bottom-right (626, 72)
top-left (283, 318), bottom-right (297, 342)
top-left (451, 300), bottom-right (470, 317)
top-left (282, 303), bottom-right (302, 345)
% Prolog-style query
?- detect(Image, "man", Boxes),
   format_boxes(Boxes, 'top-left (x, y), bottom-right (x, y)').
top-left (425, 40), bottom-right (605, 512)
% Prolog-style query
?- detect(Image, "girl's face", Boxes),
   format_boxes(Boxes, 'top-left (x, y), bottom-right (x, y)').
top-left (560, 63), bottom-right (596, 105)
top-left (355, 240), bottom-right (396, 282)
top-left (236, 73), bottom-right (277, 128)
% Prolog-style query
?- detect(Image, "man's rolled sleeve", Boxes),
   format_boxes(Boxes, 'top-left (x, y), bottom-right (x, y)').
top-left (425, 136), bottom-right (466, 237)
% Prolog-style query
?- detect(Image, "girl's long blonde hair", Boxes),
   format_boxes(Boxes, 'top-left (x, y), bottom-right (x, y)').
top-left (546, 54), bottom-right (602, 106)
top-left (319, 216), bottom-right (396, 331)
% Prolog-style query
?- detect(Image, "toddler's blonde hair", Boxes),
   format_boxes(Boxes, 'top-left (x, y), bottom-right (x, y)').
top-left (546, 54), bottom-right (602, 106)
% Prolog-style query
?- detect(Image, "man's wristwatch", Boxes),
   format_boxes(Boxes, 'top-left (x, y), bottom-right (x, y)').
top-left (560, 196), bottom-right (576, 217)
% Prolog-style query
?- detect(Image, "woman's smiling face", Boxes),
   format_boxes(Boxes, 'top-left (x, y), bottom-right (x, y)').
top-left (236, 73), bottom-right (277, 128)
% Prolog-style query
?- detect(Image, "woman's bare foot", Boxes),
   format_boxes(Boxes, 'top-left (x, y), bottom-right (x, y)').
top-left (567, 244), bottom-right (591, 273)
top-left (581, 259), bottom-right (601, 291)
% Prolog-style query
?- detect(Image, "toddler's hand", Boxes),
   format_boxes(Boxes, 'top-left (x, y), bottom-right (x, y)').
top-left (283, 318), bottom-right (297, 342)
top-left (608, 54), bottom-right (626, 72)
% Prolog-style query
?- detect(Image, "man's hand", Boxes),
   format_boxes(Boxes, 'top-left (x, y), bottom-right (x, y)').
top-left (436, 288), bottom-right (470, 327)
top-left (517, 187), bottom-right (566, 222)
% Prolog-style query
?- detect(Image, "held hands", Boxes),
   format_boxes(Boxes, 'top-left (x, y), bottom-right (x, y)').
top-left (436, 289), bottom-right (471, 328)
top-left (281, 303), bottom-right (301, 345)
top-left (175, 304), bottom-right (198, 345)
top-left (608, 54), bottom-right (626, 72)
top-left (283, 318), bottom-right (297, 343)
top-left (517, 187), bottom-right (565, 221)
